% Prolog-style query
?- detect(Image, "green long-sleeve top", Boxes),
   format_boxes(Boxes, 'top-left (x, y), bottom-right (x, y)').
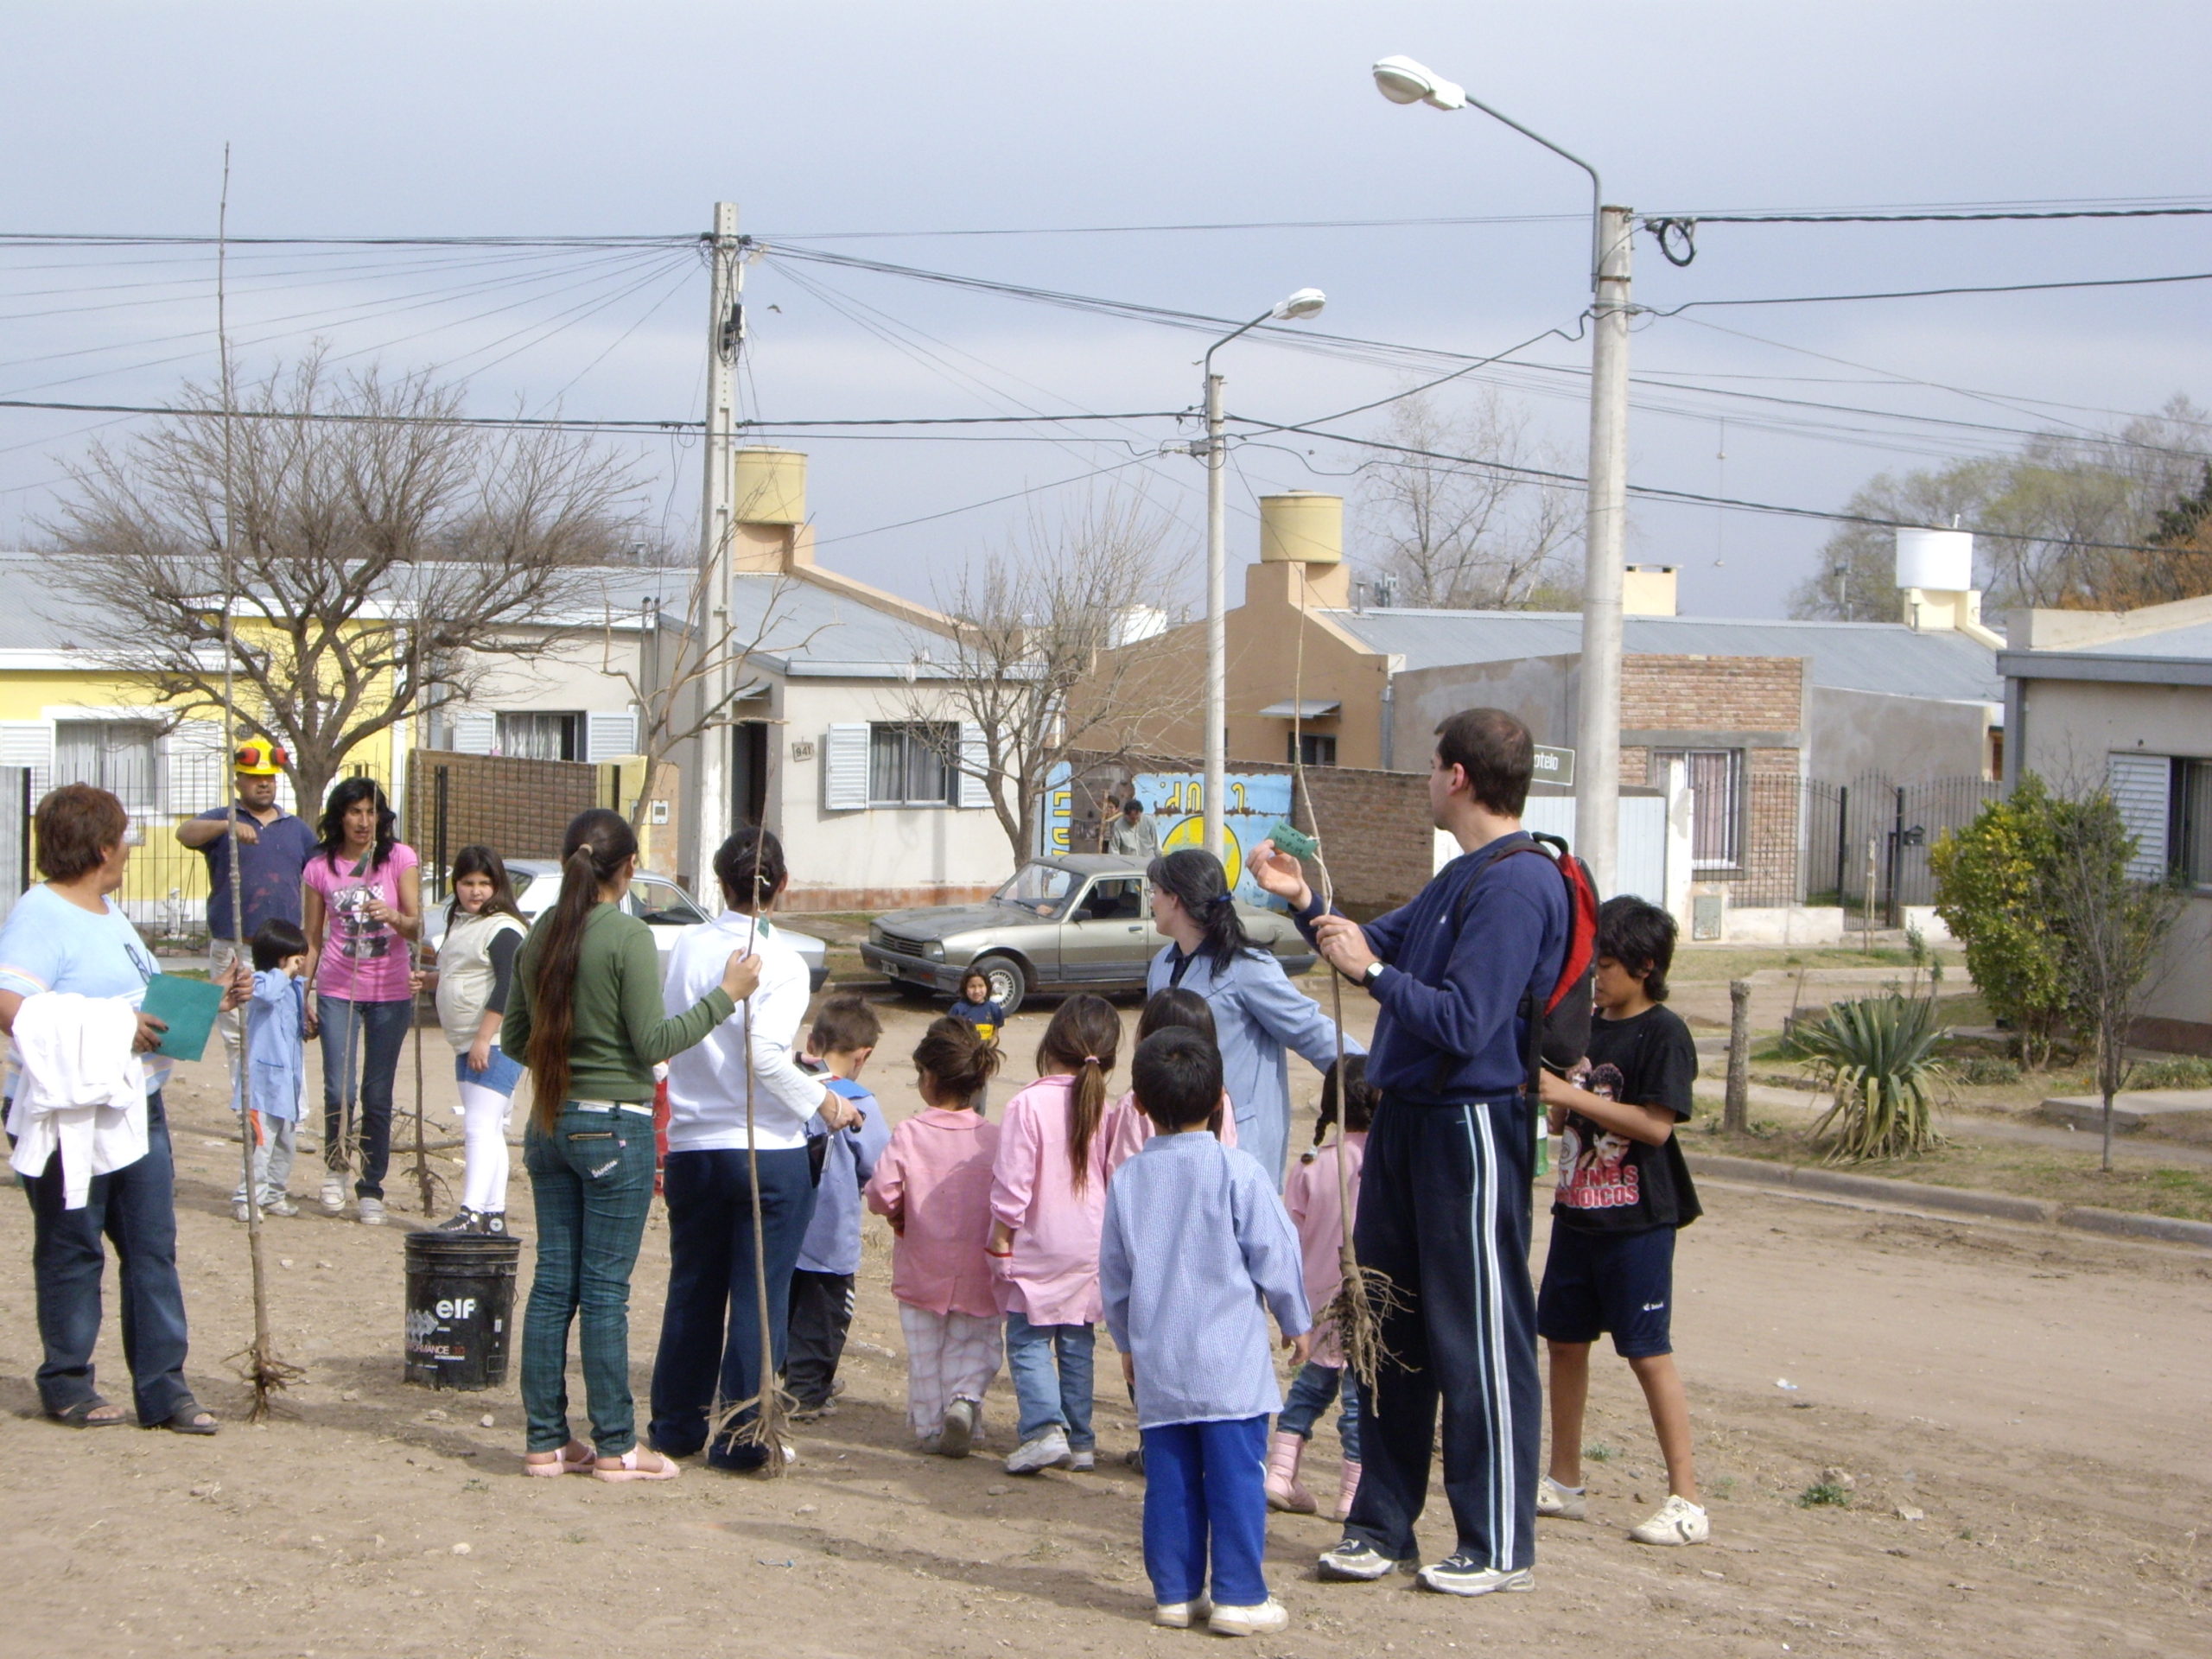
top-left (501, 902), bottom-right (734, 1104)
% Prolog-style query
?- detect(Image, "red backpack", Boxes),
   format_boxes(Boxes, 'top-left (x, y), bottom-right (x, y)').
top-left (1446, 831), bottom-right (1601, 1096)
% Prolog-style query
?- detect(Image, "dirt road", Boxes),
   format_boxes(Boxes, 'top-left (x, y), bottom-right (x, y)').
top-left (2, 990), bottom-right (2205, 1657)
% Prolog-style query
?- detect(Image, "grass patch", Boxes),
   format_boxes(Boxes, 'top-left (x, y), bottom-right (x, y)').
top-left (2132, 1056), bottom-right (2212, 1090)
top-left (1584, 1442), bottom-right (1616, 1464)
top-left (1693, 1122), bottom-right (2212, 1222)
top-left (1797, 1481), bottom-right (1852, 1509)
top-left (1672, 944), bottom-right (1967, 982)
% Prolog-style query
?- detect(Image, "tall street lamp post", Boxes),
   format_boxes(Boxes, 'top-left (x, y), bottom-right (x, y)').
top-left (1373, 54), bottom-right (1630, 894)
top-left (1198, 289), bottom-right (1327, 863)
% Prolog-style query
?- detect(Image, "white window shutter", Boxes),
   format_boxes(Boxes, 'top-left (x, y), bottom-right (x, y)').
top-left (0, 721), bottom-right (54, 777)
top-left (451, 712), bottom-right (495, 755)
top-left (957, 722), bottom-right (993, 810)
top-left (2107, 753), bottom-right (2170, 880)
top-left (162, 720), bottom-right (225, 817)
top-left (587, 711), bottom-right (639, 764)
top-left (823, 723), bottom-right (869, 811)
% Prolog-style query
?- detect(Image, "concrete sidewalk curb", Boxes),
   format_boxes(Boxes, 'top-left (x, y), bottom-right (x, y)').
top-left (1682, 1152), bottom-right (2212, 1249)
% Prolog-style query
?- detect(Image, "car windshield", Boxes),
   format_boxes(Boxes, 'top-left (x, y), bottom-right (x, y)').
top-left (509, 871), bottom-right (537, 903)
top-left (992, 863), bottom-right (1075, 918)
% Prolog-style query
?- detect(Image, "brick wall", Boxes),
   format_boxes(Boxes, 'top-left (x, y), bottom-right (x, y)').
top-left (1620, 653), bottom-right (1803, 734)
top-left (405, 750), bottom-right (607, 881)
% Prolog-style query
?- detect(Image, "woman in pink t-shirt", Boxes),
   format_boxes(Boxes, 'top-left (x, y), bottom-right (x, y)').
top-left (301, 778), bottom-right (421, 1226)
top-left (987, 993), bottom-right (1122, 1477)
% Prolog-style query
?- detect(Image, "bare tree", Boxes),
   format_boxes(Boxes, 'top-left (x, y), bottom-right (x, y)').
top-left (48, 353), bottom-right (639, 811)
top-left (2044, 786), bottom-right (2184, 1172)
top-left (1355, 389), bottom-right (1580, 609)
top-left (597, 563), bottom-right (823, 828)
top-left (1789, 396), bottom-right (2212, 620)
top-left (899, 491), bottom-right (1195, 862)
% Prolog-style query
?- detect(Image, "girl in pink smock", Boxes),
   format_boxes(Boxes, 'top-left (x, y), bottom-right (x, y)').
top-left (866, 1017), bottom-right (1004, 1457)
top-left (1268, 1055), bottom-right (1378, 1521)
top-left (987, 993), bottom-right (1121, 1476)
top-left (1101, 987), bottom-right (1237, 1174)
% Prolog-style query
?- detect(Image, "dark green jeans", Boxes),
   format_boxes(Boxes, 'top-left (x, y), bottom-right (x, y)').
top-left (521, 1106), bottom-right (656, 1455)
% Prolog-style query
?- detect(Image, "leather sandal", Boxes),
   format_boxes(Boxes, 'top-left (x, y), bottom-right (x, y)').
top-left (49, 1396), bottom-right (129, 1428)
top-left (153, 1398), bottom-right (220, 1435)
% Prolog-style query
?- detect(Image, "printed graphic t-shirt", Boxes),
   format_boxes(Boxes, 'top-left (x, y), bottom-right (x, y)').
top-left (1552, 1002), bottom-right (1702, 1235)
top-left (302, 842), bottom-right (419, 1003)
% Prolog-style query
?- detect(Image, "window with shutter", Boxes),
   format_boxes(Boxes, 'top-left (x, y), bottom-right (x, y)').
top-left (586, 711), bottom-right (639, 764)
top-left (451, 713), bottom-right (496, 755)
top-left (163, 721), bottom-right (226, 817)
top-left (0, 721), bottom-right (54, 784)
top-left (958, 723), bottom-right (993, 810)
top-left (2106, 752), bottom-right (2170, 881)
top-left (822, 723), bottom-right (870, 811)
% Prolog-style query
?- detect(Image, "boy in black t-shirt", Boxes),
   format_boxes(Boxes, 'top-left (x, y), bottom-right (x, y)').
top-left (1534, 896), bottom-right (1708, 1548)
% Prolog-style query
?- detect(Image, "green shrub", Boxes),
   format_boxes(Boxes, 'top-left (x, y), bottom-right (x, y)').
top-left (1797, 1481), bottom-right (1852, 1509)
top-left (1797, 994), bottom-right (1947, 1161)
top-left (2131, 1056), bottom-right (2212, 1090)
top-left (1954, 1055), bottom-right (2022, 1086)
top-left (1930, 777), bottom-right (2070, 1067)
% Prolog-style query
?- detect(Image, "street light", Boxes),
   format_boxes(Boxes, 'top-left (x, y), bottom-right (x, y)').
top-left (1199, 289), bottom-right (1327, 864)
top-left (1372, 54), bottom-right (1631, 895)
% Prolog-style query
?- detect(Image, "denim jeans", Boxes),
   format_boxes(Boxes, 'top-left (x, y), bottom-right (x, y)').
top-left (649, 1146), bottom-right (817, 1469)
top-left (1277, 1359), bottom-right (1363, 1462)
top-left (19, 1090), bottom-right (194, 1424)
top-left (1141, 1414), bottom-right (1270, 1607)
top-left (317, 995), bottom-right (412, 1200)
top-left (1005, 1310), bottom-right (1096, 1451)
top-left (521, 1106), bottom-right (657, 1456)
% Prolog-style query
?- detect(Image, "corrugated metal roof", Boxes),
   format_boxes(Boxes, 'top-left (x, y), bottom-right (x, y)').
top-left (1329, 607), bottom-right (2003, 702)
top-left (2073, 618), bottom-right (2212, 659)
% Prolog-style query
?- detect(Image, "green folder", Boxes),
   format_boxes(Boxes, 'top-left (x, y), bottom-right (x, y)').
top-left (142, 973), bottom-right (224, 1063)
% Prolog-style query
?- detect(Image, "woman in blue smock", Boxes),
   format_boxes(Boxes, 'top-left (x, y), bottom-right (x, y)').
top-left (1144, 849), bottom-right (1361, 1185)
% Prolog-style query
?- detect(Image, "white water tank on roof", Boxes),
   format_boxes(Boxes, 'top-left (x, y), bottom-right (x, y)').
top-left (1895, 527), bottom-right (1974, 592)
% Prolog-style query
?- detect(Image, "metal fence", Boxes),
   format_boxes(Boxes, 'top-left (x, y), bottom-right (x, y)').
top-left (1704, 771), bottom-right (2000, 920)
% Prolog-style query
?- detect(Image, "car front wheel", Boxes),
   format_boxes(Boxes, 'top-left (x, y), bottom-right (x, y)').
top-left (969, 954), bottom-right (1027, 1017)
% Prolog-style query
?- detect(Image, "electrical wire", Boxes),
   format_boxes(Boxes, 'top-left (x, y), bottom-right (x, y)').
top-left (805, 454), bottom-right (1160, 550)
top-left (1645, 269), bottom-right (2212, 313)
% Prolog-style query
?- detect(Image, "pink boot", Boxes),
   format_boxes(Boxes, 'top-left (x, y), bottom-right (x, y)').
top-left (1264, 1430), bottom-right (1317, 1514)
top-left (1335, 1459), bottom-right (1362, 1522)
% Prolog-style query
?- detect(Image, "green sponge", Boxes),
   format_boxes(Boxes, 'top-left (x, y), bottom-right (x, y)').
top-left (1267, 822), bottom-right (1318, 860)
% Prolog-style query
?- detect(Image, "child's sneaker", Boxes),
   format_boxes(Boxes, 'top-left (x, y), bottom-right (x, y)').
top-left (232, 1201), bottom-right (251, 1224)
top-left (1208, 1599), bottom-right (1289, 1637)
top-left (263, 1195), bottom-right (299, 1217)
top-left (320, 1177), bottom-right (346, 1216)
top-left (939, 1397), bottom-right (978, 1459)
top-left (1152, 1599), bottom-right (1211, 1629)
top-left (1004, 1425), bottom-right (1071, 1475)
top-left (1068, 1448), bottom-right (1096, 1471)
top-left (435, 1209), bottom-right (479, 1234)
top-left (356, 1197), bottom-right (386, 1227)
top-left (1629, 1494), bottom-right (1709, 1546)
top-left (1316, 1536), bottom-right (1412, 1581)
top-left (1415, 1555), bottom-right (1534, 1597)
top-left (1537, 1476), bottom-right (1587, 1520)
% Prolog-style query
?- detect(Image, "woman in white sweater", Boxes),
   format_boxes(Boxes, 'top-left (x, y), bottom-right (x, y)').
top-left (647, 828), bottom-right (857, 1471)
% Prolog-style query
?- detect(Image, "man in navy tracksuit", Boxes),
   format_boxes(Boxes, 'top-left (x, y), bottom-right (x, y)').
top-left (1255, 708), bottom-right (1567, 1598)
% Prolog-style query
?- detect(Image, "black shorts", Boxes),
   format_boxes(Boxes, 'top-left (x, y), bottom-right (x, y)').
top-left (1536, 1222), bottom-right (1676, 1358)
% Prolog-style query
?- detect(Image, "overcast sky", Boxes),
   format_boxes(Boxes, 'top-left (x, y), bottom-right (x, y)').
top-left (3, 2), bottom-right (2208, 618)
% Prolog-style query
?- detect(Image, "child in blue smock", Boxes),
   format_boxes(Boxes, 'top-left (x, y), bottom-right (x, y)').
top-left (232, 918), bottom-right (309, 1220)
top-left (1101, 1026), bottom-right (1312, 1638)
top-left (789, 994), bottom-right (892, 1416)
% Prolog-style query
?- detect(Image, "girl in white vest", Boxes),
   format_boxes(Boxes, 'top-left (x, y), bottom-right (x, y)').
top-left (423, 845), bottom-right (529, 1234)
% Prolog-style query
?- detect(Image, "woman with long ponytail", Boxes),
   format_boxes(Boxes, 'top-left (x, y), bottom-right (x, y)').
top-left (1146, 848), bottom-right (1361, 1185)
top-left (986, 992), bottom-right (1122, 1476)
top-left (500, 809), bottom-right (760, 1483)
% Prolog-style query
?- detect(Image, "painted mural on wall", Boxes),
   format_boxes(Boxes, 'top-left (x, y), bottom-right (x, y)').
top-left (1040, 766), bottom-right (1293, 906)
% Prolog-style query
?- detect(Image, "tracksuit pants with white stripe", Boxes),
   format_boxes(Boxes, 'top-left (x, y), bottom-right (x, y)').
top-left (1344, 1095), bottom-right (1539, 1571)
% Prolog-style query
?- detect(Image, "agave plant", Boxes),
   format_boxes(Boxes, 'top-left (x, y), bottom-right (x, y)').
top-left (1797, 994), bottom-right (1947, 1162)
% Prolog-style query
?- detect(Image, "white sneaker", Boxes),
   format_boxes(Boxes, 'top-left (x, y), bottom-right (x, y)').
top-left (1629, 1494), bottom-right (1709, 1546)
top-left (1415, 1555), bottom-right (1535, 1597)
top-left (938, 1397), bottom-right (978, 1459)
top-left (356, 1197), bottom-right (386, 1227)
top-left (1004, 1426), bottom-right (1071, 1476)
top-left (1153, 1598), bottom-right (1211, 1629)
top-left (232, 1201), bottom-right (251, 1224)
top-left (321, 1177), bottom-right (346, 1216)
top-left (1068, 1448), bottom-right (1096, 1472)
top-left (1537, 1476), bottom-right (1587, 1520)
top-left (263, 1195), bottom-right (299, 1217)
top-left (1208, 1599), bottom-right (1289, 1637)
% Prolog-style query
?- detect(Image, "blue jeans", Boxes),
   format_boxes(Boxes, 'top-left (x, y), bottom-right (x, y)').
top-left (521, 1106), bottom-right (657, 1456)
top-left (1006, 1310), bottom-right (1095, 1451)
top-left (1141, 1414), bottom-right (1271, 1607)
top-left (1277, 1360), bottom-right (1363, 1462)
top-left (18, 1090), bottom-right (193, 1424)
top-left (650, 1146), bottom-right (817, 1469)
top-left (317, 995), bottom-right (412, 1200)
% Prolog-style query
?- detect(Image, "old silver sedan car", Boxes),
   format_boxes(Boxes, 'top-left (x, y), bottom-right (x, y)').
top-left (861, 854), bottom-right (1315, 1014)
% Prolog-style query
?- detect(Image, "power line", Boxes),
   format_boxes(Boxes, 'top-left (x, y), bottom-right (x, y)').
top-left (1656, 205), bottom-right (2212, 226)
top-left (1649, 269), bottom-right (2212, 312)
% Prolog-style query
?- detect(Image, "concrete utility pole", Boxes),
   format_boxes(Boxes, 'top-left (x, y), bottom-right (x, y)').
top-left (1202, 366), bottom-right (1227, 861)
top-left (1575, 203), bottom-right (1633, 896)
top-left (694, 200), bottom-right (741, 893)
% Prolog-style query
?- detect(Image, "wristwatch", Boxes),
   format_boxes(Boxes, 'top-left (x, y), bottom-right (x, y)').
top-left (1361, 960), bottom-right (1386, 988)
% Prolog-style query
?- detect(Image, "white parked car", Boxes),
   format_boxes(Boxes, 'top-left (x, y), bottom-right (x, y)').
top-left (422, 859), bottom-right (830, 992)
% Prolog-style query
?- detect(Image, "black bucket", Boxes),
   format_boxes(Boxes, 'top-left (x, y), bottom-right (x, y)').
top-left (404, 1231), bottom-right (521, 1390)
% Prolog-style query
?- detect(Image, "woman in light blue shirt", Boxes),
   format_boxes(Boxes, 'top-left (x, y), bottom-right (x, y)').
top-left (1144, 849), bottom-right (1362, 1185)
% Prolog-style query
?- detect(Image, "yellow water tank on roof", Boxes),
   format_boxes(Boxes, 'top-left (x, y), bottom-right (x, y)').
top-left (1258, 492), bottom-right (1342, 565)
top-left (732, 447), bottom-right (806, 525)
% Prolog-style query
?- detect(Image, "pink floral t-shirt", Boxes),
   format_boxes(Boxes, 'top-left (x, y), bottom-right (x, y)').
top-left (303, 842), bottom-right (419, 1003)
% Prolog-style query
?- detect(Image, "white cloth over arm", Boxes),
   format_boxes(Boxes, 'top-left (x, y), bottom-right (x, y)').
top-left (6, 992), bottom-right (148, 1208)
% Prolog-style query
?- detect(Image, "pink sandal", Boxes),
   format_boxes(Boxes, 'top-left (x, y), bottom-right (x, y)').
top-left (523, 1440), bottom-right (595, 1478)
top-left (593, 1446), bottom-right (682, 1484)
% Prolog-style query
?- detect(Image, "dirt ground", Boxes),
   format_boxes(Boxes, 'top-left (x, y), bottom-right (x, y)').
top-left (3, 983), bottom-right (2208, 1658)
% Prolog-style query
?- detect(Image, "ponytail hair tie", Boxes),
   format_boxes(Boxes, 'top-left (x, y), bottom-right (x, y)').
top-left (1081, 1055), bottom-right (1102, 1067)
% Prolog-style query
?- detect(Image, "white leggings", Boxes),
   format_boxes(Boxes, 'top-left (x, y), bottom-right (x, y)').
top-left (456, 1080), bottom-right (512, 1214)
